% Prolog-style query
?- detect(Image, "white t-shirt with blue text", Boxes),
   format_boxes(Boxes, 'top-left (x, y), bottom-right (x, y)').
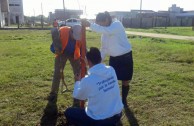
top-left (73, 63), bottom-right (123, 120)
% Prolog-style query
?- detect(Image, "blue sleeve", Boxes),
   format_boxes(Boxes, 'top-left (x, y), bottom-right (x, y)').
top-left (50, 43), bottom-right (55, 53)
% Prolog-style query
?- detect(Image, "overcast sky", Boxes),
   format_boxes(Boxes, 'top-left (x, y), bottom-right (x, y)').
top-left (23, 0), bottom-right (194, 18)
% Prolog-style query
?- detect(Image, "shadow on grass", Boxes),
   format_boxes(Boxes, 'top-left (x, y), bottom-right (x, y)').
top-left (40, 99), bottom-right (58, 126)
top-left (124, 106), bottom-right (139, 126)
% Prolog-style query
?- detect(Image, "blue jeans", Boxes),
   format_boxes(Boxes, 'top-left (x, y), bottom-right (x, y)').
top-left (64, 107), bottom-right (122, 126)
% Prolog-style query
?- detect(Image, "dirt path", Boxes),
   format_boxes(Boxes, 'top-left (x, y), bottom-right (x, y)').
top-left (125, 31), bottom-right (194, 41)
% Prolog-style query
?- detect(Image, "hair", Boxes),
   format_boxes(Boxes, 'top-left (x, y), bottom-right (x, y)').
top-left (86, 47), bottom-right (102, 65)
top-left (96, 11), bottom-right (112, 25)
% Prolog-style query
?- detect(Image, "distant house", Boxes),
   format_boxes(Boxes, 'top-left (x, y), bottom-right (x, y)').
top-left (0, 0), bottom-right (9, 28)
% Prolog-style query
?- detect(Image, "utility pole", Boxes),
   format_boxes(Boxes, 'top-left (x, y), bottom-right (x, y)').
top-left (63, 0), bottom-right (66, 20)
top-left (140, 0), bottom-right (142, 13)
top-left (33, 9), bottom-right (35, 27)
top-left (140, 0), bottom-right (142, 28)
top-left (41, 2), bottom-right (43, 29)
top-left (192, 17), bottom-right (194, 31)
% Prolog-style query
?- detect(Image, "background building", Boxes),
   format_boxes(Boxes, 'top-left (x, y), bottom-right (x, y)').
top-left (49, 9), bottom-right (83, 22)
top-left (0, 0), bottom-right (9, 28)
top-left (7, 0), bottom-right (24, 24)
top-left (110, 4), bottom-right (194, 28)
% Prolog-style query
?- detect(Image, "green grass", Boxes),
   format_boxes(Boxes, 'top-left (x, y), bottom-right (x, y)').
top-left (126, 27), bottom-right (194, 36)
top-left (0, 30), bottom-right (194, 125)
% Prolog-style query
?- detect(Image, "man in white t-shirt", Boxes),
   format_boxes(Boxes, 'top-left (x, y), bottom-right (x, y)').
top-left (64, 47), bottom-right (123, 126)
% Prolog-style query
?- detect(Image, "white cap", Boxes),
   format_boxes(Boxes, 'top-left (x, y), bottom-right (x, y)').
top-left (72, 24), bottom-right (82, 41)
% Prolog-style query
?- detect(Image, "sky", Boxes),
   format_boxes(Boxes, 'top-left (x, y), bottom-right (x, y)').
top-left (23, 0), bottom-right (194, 19)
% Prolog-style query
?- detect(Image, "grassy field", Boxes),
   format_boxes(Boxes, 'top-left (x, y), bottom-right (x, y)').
top-left (126, 27), bottom-right (194, 36)
top-left (0, 29), bottom-right (194, 126)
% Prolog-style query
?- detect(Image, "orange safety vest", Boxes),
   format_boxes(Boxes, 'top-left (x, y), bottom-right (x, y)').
top-left (59, 26), bottom-right (81, 60)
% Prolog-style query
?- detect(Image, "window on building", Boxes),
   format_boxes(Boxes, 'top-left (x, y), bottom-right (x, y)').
top-left (9, 4), bottom-right (20, 6)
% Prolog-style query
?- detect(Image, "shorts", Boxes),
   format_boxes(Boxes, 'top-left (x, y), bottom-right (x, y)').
top-left (109, 51), bottom-right (133, 81)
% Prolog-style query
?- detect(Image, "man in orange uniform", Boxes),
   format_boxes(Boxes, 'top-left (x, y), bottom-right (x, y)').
top-left (49, 25), bottom-right (82, 107)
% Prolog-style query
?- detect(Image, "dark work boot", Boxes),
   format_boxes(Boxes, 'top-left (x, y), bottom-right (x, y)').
top-left (122, 85), bottom-right (129, 107)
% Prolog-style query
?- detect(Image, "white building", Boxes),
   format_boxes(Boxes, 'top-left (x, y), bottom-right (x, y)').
top-left (0, 0), bottom-right (9, 28)
top-left (168, 4), bottom-right (183, 13)
top-left (8, 0), bottom-right (24, 24)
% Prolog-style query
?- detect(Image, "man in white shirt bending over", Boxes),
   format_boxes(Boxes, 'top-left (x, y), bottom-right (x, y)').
top-left (64, 47), bottom-right (123, 126)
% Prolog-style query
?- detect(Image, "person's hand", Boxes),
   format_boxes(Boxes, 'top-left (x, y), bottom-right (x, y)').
top-left (81, 19), bottom-right (91, 27)
top-left (80, 57), bottom-right (87, 65)
top-left (75, 73), bottom-right (81, 81)
top-left (54, 48), bottom-right (61, 55)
